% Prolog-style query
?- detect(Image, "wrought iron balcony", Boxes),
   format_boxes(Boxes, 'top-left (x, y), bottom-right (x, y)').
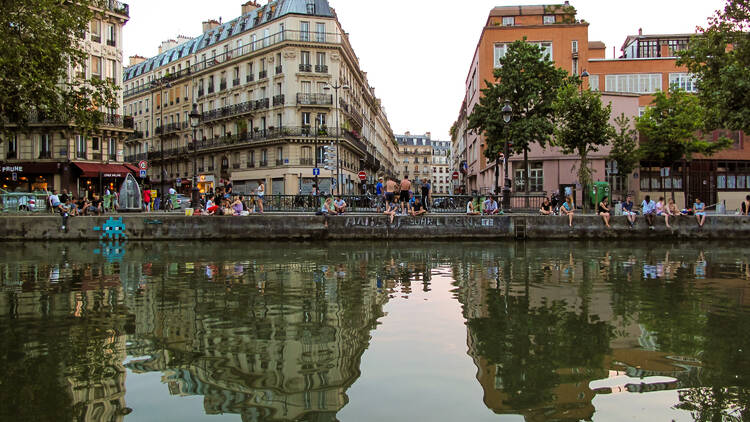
top-left (315, 64), bottom-right (328, 73)
top-left (275, 65), bottom-right (283, 74)
top-left (258, 70), bottom-right (268, 79)
top-left (272, 94), bottom-right (285, 106)
top-left (300, 158), bottom-right (313, 166)
top-left (246, 161), bottom-right (255, 168)
top-left (299, 63), bottom-right (312, 72)
top-left (259, 161), bottom-right (268, 167)
top-left (246, 74), bottom-right (254, 83)
top-left (275, 159), bottom-right (284, 166)
top-left (232, 78), bottom-right (240, 87)
top-left (219, 80), bottom-right (227, 91)
top-left (201, 101), bottom-right (255, 123)
top-left (296, 93), bottom-right (333, 105)
top-left (207, 84), bottom-right (214, 94)
top-left (255, 98), bottom-right (270, 109)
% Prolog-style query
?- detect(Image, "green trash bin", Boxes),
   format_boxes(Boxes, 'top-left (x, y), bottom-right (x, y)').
top-left (590, 181), bottom-right (611, 207)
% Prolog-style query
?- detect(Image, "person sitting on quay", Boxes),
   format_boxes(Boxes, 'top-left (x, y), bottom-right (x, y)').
top-left (694, 197), bottom-right (707, 228)
top-left (334, 196), bottom-right (347, 215)
top-left (642, 195), bottom-right (657, 230)
top-left (539, 197), bottom-right (553, 215)
top-left (622, 194), bottom-right (637, 228)
top-left (598, 196), bottom-right (612, 229)
top-left (383, 201), bottom-right (399, 223)
top-left (665, 198), bottom-right (680, 229)
top-left (409, 196), bottom-right (428, 217)
top-left (560, 195), bottom-right (575, 227)
top-left (466, 197), bottom-right (480, 216)
top-left (483, 195), bottom-right (499, 215)
top-left (741, 194), bottom-right (750, 215)
top-left (205, 195), bottom-right (220, 215)
top-left (322, 197), bottom-right (338, 216)
top-left (88, 194), bottom-right (103, 216)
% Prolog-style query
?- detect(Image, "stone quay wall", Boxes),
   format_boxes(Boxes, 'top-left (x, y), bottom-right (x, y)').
top-left (1, 214), bottom-right (749, 241)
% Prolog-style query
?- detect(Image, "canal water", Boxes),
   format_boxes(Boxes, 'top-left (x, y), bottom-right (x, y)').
top-left (0, 241), bottom-right (748, 422)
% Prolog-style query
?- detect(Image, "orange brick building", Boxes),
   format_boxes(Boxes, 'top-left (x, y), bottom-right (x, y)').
top-left (456, 2), bottom-right (750, 210)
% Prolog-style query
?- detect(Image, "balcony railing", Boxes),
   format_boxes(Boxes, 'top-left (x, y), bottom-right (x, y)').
top-left (207, 84), bottom-right (214, 94)
top-left (299, 63), bottom-right (312, 72)
top-left (246, 74), bottom-right (254, 83)
top-left (197, 88), bottom-right (204, 98)
top-left (315, 64), bottom-right (328, 73)
top-left (201, 101), bottom-right (256, 123)
top-left (105, 1), bottom-right (130, 16)
top-left (275, 65), bottom-right (283, 74)
top-left (146, 127), bottom-right (368, 163)
top-left (106, 39), bottom-right (116, 47)
top-left (272, 94), bottom-right (285, 106)
top-left (258, 70), bottom-right (268, 79)
top-left (246, 161), bottom-right (255, 168)
top-left (91, 35), bottom-right (101, 43)
top-left (256, 98), bottom-right (269, 109)
top-left (232, 163), bottom-right (240, 169)
top-left (296, 93), bottom-right (333, 105)
top-left (300, 158), bottom-right (313, 166)
top-left (232, 78), bottom-right (240, 87)
top-left (219, 81), bottom-right (227, 91)
top-left (259, 161), bottom-right (268, 167)
top-left (123, 67), bottom-right (191, 98)
top-left (38, 151), bottom-right (52, 159)
top-left (276, 159), bottom-right (285, 166)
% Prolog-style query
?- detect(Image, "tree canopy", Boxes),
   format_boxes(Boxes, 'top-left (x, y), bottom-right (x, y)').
top-left (554, 82), bottom-right (615, 206)
top-left (467, 39), bottom-right (568, 192)
top-left (0, 0), bottom-right (119, 139)
top-left (677, 0), bottom-right (750, 133)
top-left (636, 88), bottom-right (731, 166)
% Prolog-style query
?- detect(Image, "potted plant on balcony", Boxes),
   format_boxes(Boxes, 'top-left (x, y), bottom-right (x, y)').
top-left (302, 125), bottom-right (311, 135)
top-left (319, 124), bottom-right (328, 136)
top-left (238, 120), bottom-right (248, 136)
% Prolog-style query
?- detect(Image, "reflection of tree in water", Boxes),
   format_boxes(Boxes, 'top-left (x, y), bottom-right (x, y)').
top-left (467, 289), bottom-right (613, 410)
top-left (673, 310), bottom-right (750, 422)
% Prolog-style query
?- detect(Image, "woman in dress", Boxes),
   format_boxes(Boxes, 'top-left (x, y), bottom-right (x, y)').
top-left (560, 195), bottom-right (575, 227)
top-left (598, 197), bottom-right (611, 228)
top-left (694, 197), bottom-right (706, 228)
top-left (256, 181), bottom-right (265, 214)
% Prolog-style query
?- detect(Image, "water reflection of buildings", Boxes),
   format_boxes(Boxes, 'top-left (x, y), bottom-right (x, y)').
top-left (453, 244), bottom-right (748, 421)
top-left (122, 257), bottom-right (389, 421)
top-left (0, 257), bottom-right (132, 422)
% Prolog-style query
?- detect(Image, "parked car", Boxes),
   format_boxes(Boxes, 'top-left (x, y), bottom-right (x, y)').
top-left (172, 194), bottom-right (192, 210)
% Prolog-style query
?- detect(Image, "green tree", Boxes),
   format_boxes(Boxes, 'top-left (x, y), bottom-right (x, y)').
top-left (636, 88), bottom-right (731, 188)
top-left (677, 0), bottom-right (750, 133)
top-left (554, 82), bottom-right (616, 210)
top-left (607, 113), bottom-right (641, 196)
top-left (0, 0), bottom-right (119, 139)
top-left (467, 39), bottom-right (568, 196)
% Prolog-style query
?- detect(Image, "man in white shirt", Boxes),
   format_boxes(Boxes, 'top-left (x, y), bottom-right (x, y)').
top-left (483, 195), bottom-right (499, 215)
top-left (641, 195), bottom-right (656, 229)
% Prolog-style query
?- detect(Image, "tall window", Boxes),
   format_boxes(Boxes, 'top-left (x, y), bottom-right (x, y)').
top-left (301, 51), bottom-right (310, 65)
top-left (263, 29), bottom-right (270, 47)
top-left (514, 163), bottom-right (544, 192)
top-left (251, 34), bottom-right (257, 51)
top-left (638, 40), bottom-right (659, 58)
top-left (76, 135), bottom-right (87, 159)
top-left (316, 22), bottom-right (326, 42)
top-left (90, 20), bottom-right (101, 42)
top-left (302, 112), bottom-right (311, 125)
top-left (589, 75), bottom-right (600, 91)
top-left (108, 137), bottom-right (117, 157)
top-left (90, 56), bottom-right (102, 78)
top-left (316, 52), bottom-right (326, 66)
top-left (39, 134), bottom-right (51, 158)
top-left (106, 24), bottom-right (116, 46)
top-left (301, 81), bottom-right (311, 94)
top-left (300, 21), bottom-right (310, 41)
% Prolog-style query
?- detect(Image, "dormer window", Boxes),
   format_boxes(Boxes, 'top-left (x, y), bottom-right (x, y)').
top-left (502, 16), bottom-right (514, 26)
top-left (543, 15), bottom-right (555, 24)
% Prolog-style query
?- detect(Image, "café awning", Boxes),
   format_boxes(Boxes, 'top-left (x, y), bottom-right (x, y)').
top-left (72, 162), bottom-right (131, 178)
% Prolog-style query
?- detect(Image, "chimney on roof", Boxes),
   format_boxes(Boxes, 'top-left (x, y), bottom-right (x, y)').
top-left (129, 55), bottom-right (146, 66)
top-left (242, 1), bottom-right (261, 15)
top-left (564, 0), bottom-right (570, 5)
top-left (202, 19), bottom-right (220, 33)
top-left (405, 131), bottom-right (411, 136)
top-left (157, 39), bottom-right (178, 54)
top-left (426, 132), bottom-right (431, 140)
top-left (638, 28), bottom-right (643, 36)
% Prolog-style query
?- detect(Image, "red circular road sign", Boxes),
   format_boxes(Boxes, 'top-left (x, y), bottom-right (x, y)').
top-left (358, 171), bottom-right (367, 181)
top-left (452, 171), bottom-right (459, 180)
top-left (138, 160), bottom-right (149, 170)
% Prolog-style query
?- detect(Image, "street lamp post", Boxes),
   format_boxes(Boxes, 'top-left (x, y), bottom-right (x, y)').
top-left (500, 99), bottom-right (513, 210)
top-left (580, 69), bottom-right (590, 93)
top-left (324, 81), bottom-right (349, 195)
top-left (314, 115), bottom-right (319, 191)
top-left (189, 104), bottom-right (201, 211)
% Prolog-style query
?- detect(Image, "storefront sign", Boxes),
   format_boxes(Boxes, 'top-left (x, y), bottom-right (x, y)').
top-left (1, 166), bottom-right (23, 173)
top-left (199, 175), bottom-right (215, 183)
top-left (102, 173), bottom-right (126, 178)
top-left (11, 173), bottom-right (17, 181)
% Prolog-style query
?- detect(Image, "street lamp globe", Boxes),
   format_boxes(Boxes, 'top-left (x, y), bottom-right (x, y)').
top-left (189, 104), bottom-right (200, 128)
top-left (501, 100), bottom-right (512, 123)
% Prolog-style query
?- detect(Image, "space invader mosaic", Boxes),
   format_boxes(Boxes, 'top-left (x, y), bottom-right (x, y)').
top-left (93, 217), bottom-right (128, 240)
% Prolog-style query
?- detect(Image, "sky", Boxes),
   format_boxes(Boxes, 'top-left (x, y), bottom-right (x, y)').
top-left (122, 0), bottom-right (725, 142)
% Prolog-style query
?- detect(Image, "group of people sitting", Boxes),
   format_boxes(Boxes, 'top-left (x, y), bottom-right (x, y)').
top-left (203, 193), bottom-right (252, 216)
top-left (465, 195), bottom-right (502, 216)
top-left (534, 192), bottom-right (721, 229)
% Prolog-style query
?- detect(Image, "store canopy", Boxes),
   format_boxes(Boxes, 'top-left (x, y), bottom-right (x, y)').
top-left (123, 163), bottom-right (139, 173)
top-left (72, 162), bottom-right (131, 178)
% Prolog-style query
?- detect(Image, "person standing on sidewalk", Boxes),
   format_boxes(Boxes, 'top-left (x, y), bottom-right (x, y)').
top-left (143, 187), bottom-right (151, 212)
top-left (375, 177), bottom-right (384, 212)
top-left (385, 177), bottom-right (397, 210)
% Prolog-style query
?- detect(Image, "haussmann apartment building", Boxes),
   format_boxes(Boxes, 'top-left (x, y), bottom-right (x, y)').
top-left (122, 0), bottom-right (400, 197)
top-left (1, 2), bottom-right (134, 197)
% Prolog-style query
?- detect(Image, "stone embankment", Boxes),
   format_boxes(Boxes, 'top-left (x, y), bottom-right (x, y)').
top-left (1, 214), bottom-right (749, 241)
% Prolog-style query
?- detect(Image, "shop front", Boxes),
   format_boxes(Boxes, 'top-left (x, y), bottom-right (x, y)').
top-left (0, 162), bottom-right (60, 192)
top-left (197, 174), bottom-right (215, 194)
top-left (73, 162), bottom-right (134, 198)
